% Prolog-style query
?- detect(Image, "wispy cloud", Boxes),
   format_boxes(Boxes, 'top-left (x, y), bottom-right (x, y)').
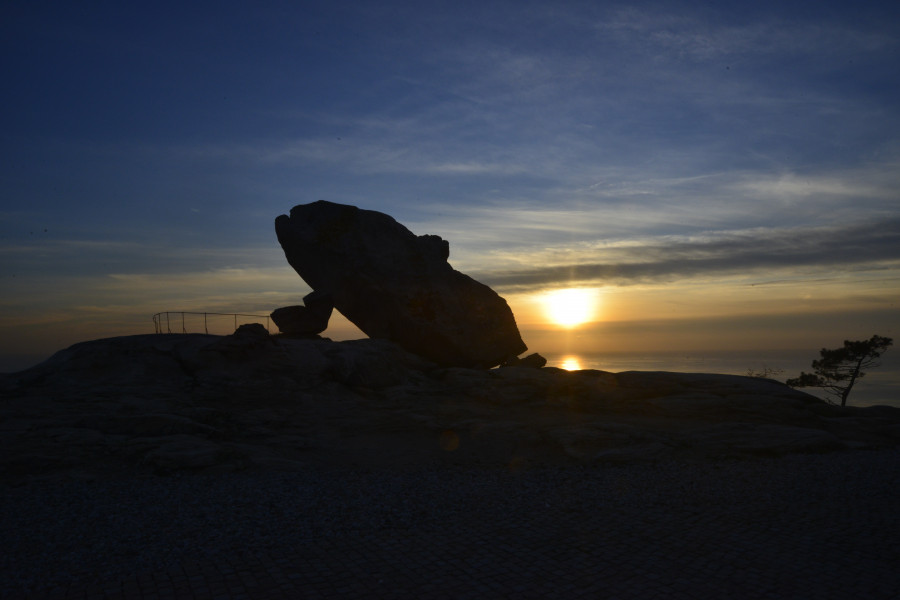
top-left (732, 168), bottom-right (900, 204)
top-left (594, 7), bottom-right (898, 62)
top-left (0, 237), bottom-right (287, 278)
top-left (473, 219), bottom-right (900, 291)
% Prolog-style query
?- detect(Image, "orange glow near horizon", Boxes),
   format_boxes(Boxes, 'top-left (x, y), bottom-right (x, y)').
top-left (541, 288), bottom-right (599, 329)
top-left (560, 356), bottom-right (583, 371)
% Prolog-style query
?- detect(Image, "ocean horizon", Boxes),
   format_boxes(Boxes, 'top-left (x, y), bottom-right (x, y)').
top-left (541, 349), bottom-right (900, 409)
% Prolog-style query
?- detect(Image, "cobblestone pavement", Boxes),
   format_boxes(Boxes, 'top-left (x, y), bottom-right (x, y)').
top-left (21, 453), bottom-right (900, 600)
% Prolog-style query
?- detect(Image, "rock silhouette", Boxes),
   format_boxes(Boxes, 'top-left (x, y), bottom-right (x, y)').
top-left (270, 290), bottom-right (334, 336)
top-left (275, 200), bottom-right (527, 367)
top-left (3, 332), bottom-right (900, 483)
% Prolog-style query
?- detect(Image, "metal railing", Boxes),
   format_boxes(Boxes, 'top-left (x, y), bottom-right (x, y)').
top-left (152, 311), bottom-right (272, 335)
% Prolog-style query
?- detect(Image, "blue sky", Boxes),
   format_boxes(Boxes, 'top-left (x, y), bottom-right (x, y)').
top-left (2, 0), bottom-right (899, 369)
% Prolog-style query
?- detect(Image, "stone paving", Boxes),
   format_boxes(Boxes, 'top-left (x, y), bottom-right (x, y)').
top-left (26, 458), bottom-right (900, 600)
top-left (34, 520), bottom-right (900, 600)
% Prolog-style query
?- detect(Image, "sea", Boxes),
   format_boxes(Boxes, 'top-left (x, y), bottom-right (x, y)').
top-left (540, 349), bottom-right (900, 409)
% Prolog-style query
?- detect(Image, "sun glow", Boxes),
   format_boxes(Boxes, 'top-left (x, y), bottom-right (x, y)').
top-left (542, 288), bottom-right (599, 329)
top-left (560, 356), bottom-right (583, 371)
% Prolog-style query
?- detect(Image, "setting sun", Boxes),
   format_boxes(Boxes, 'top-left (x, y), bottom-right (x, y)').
top-left (560, 356), bottom-right (583, 371)
top-left (542, 288), bottom-right (599, 329)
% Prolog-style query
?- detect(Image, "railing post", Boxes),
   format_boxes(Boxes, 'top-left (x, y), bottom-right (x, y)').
top-left (152, 311), bottom-right (273, 335)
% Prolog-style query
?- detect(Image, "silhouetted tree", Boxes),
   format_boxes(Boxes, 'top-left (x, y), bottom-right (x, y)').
top-left (746, 364), bottom-right (784, 379)
top-left (786, 335), bottom-right (893, 407)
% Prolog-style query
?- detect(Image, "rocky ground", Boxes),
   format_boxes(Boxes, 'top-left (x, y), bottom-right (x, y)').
top-left (2, 328), bottom-right (900, 484)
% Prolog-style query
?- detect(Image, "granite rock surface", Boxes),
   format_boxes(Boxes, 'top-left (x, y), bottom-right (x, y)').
top-left (270, 290), bottom-right (334, 335)
top-left (2, 331), bottom-right (899, 483)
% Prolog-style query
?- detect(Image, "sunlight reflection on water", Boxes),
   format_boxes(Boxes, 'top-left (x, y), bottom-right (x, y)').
top-left (560, 356), bottom-right (583, 371)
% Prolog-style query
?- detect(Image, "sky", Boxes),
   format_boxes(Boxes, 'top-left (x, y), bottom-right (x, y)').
top-left (2, 0), bottom-right (899, 371)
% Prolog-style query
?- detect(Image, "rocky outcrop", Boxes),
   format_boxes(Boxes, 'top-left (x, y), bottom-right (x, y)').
top-left (274, 200), bottom-right (527, 368)
top-left (2, 333), bottom-right (900, 482)
top-left (270, 290), bottom-right (334, 335)
top-left (501, 353), bottom-right (548, 369)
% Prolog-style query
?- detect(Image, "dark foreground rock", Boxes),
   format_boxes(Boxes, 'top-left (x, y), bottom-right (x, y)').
top-left (2, 332), bottom-right (900, 483)
top-left (275, 200), bottom-right (526, 367)
top-left (270, 290), bottom-right (334, 335)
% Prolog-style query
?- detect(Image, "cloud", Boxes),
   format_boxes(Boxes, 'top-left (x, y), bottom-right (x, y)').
top-left (594, 7), bottom-right (898, 63)
top-left (0, 236), bottom-right (287, 279)
top-left (473, 219), bottom-right (900, 291)
top-left (732, 168), bottom-right (900, 204)
top-left (416, 148), bottom-right (900, 233)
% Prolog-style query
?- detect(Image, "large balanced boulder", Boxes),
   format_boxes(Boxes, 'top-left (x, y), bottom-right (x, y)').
top-left (275, 200), bottom-right (527, 367)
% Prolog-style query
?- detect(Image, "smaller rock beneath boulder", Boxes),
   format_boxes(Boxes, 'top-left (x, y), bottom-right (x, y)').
top-left (234, 323), bottom-right (270, 338)
top-left (501, 353), bottom-right (547, 369)
top-left (271, 290), bottom-right (334, 335)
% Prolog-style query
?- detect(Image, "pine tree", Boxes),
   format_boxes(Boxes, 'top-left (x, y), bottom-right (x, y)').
top-left (786, 335), bottom-right (893, 407)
